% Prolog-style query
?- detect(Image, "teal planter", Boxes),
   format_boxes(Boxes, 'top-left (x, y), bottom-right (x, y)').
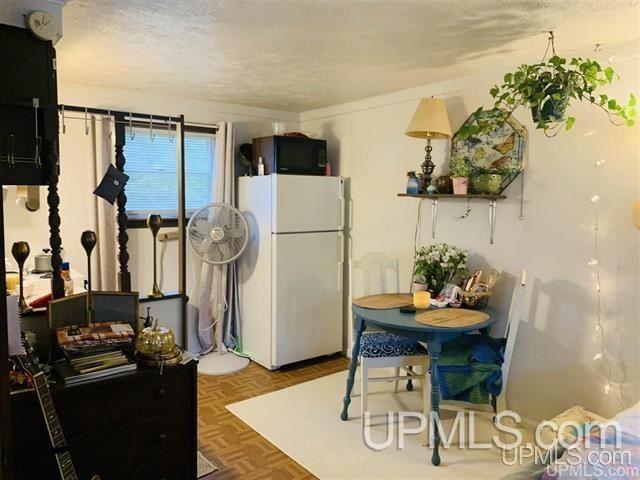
top-left (531, 88), bottom-right (569, 124)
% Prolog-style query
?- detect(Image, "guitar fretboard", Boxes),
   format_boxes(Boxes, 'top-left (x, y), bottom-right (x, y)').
top-left (33, 373), bottom-right (66, 449)
top-left (33, 372), bottom-right (78, 480)
top-left (56, 451), bottom-right (78, 480)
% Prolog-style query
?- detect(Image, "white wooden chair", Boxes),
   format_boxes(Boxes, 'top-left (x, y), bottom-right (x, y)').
top-left (350, 252), bottom-right (430, 427)
top-left (433, 270), bottom-right (527, 420)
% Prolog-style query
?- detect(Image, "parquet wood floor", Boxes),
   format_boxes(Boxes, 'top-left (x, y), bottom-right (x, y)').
top-left (198, 354), bottom-right (349, 480)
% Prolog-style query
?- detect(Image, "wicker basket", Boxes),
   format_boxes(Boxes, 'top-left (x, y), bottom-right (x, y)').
top-left (460, 283), bottom-right (491, 310)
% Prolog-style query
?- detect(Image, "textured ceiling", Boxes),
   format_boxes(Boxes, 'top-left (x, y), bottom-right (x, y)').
top-left (56, 0), bottom-right (640, 112)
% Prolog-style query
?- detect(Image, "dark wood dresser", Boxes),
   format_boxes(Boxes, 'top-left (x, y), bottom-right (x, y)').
top-left (10, 360), bottom-right (197, 479)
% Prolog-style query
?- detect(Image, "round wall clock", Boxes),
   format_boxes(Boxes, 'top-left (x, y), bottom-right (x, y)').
top-left (25, 10), bottom-right (61, 42)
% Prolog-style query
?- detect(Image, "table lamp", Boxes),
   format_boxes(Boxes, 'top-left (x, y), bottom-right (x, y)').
top-left (405, 98), bottom-right (453, 192)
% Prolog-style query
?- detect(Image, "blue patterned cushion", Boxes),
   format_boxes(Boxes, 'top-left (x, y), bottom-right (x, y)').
top-left (359, 332), bottom-right (428, 358)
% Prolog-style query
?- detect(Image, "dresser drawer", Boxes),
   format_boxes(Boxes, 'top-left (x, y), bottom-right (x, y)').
top-left (69, 409), bottom-right (192, 478)
top-left (56, 364), bottom-right (194, 439)
top-left (11, 362), bottom-right (197, 480)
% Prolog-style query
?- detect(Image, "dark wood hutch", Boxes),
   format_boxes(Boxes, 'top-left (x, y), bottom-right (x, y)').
top-left (1, 24), bottom-right (194, 479)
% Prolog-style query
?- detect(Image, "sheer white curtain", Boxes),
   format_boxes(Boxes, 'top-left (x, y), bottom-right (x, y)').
top-left (195, 122), bottom-right (235, 353)
top-left (91, 117), bottom-right (118, 290)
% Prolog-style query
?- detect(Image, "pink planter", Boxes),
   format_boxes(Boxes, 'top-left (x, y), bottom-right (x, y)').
top-left (452, 177), bottom-right (468, 195)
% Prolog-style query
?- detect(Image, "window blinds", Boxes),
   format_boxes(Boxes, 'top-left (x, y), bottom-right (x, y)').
top-left (123, 128), bottom-right (215, 218)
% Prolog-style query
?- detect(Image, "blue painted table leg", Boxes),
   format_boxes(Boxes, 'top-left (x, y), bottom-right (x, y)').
top-left (341, 317), bottom-right (365, 421)
top-left (429, 341), bottom-right (442, 466)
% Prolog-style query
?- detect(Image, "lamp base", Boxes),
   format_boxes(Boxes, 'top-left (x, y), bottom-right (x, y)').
top-left (419, 137), bottom-right (435, 193)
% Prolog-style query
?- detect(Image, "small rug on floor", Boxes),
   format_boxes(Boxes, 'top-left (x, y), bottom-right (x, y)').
top-left (227, 370), bottom-right (530, 480)
top-left (197, 451), bottom-right (218, 478)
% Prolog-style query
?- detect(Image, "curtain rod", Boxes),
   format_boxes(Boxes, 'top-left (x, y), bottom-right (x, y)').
top-left (0, 99), bottom-right (182, 124)
top-left (60, 104), bottom-right (181, 123)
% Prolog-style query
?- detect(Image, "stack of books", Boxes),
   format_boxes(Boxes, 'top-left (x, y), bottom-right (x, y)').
top-left (54, 350), bottom-right (136, 385)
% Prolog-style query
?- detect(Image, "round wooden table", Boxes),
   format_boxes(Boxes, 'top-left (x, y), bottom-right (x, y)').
top-left (340, 302), bottom-right (497, 466)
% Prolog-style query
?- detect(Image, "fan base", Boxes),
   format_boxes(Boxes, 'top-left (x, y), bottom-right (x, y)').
top-left (197, 351), bottom-right (250, 376)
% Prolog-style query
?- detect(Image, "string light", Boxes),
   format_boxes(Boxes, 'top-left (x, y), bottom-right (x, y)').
top-left (585, 50), bottom-right (624, 400)
top-left (589, 139), bottom-right (611, 395)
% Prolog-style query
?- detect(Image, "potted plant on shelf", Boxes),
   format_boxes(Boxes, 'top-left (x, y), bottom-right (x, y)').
top-left (471, 164), bottom-right (520, 194)
top-left (413, 243), bottom-right (468, 296)
top-left (448, 156), bottom-right (473, 194)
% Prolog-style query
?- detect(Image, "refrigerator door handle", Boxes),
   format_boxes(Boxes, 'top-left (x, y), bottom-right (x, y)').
top-left (338, 231), bottom-right (345, 291)
top-left (339, 179), bottom-right (345, 231)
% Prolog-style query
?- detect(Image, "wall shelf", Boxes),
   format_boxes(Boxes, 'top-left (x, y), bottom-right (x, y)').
top-left (397, 193), bottom-right (506, 200)
top-left (398, 192), bottom-right (505, 244)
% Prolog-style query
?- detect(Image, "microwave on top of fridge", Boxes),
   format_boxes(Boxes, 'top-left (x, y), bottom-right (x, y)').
top-left (252, 135), bottom-right (327, 176)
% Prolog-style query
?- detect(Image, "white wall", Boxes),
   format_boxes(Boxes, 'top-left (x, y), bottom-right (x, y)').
top-left (301, 44), bottom-right (640, 421)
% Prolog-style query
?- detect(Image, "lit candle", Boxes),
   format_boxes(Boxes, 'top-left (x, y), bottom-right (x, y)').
top-left (413, 291), bottom-right (431, 310)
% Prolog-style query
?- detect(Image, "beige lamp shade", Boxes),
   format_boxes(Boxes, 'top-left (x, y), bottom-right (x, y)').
top-left (633, 201), bottom-right (640, 230)
top-left (405, 98), bottom-right (453, 139)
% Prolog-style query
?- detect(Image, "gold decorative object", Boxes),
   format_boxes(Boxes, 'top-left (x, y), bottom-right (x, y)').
top-left (11, 241), bottom-right (31, 312)
top-left (146, 214), bottom-right (164, 298)
top-left (135, 319), bottom-right (176, 357)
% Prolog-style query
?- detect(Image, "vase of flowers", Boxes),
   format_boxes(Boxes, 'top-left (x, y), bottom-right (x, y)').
top-left (413, 243), bottom-right (468, 295)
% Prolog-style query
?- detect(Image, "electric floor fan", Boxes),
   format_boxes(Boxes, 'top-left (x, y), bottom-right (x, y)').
top-left (187, 202), bottom-right (250, 374)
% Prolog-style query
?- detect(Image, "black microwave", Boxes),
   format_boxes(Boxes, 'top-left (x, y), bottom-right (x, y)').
top-left (252, 135), bottom-right (327, 175)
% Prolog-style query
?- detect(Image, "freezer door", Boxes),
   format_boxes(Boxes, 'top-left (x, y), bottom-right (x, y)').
top-left (272, 231), bottom-right (343, 367)
top-left (272, 175), bottom-right (344, 233)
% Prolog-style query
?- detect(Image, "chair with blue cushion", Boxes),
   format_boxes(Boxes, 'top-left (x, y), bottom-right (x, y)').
top-left (350, 252), bottom-right (430, 427)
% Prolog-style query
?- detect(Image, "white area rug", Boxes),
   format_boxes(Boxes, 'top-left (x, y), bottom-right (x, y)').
top-left (228, 370), bottom-right (526, 480)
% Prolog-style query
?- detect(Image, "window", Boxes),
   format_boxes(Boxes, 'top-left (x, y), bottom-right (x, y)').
top-left (123, 126), bottom-right (216, 223)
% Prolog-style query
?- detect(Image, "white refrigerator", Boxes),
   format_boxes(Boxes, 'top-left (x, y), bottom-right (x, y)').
top-left (238, 174), bottom-right (344, 370)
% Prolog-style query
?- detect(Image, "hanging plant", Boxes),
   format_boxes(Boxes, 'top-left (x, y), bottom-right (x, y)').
top-left (459, 33), bottom-right (637, 138)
